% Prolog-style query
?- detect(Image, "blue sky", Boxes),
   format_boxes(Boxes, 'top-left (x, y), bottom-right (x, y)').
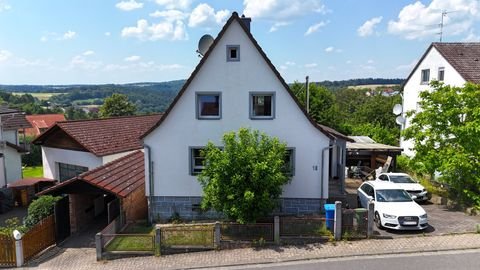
top-left (0, 0), bottom-right (479, 84)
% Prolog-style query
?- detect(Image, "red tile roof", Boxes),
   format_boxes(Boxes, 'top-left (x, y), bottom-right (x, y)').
top-left (8, 178), bottom-right (56, 188)
top-left (25, 114), bottom-right (66, 136)
top-left (38, 150), bottom-right (144, 198)
top-left (32, 114), bottom-right (163, 156)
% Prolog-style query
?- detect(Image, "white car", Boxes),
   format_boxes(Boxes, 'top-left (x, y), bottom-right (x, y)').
top-left (376, 172), bottom-right (429, 202)
top-left (357, 181), bottom-right (429, 230)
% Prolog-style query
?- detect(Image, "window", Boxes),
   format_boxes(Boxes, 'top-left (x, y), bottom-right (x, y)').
top-left (58, 163), bottom-right (88, 182)
top-left (190, 147), bottom-right (205, 175)
top-left (361, 184), bottom-right (374, 197)
top-left (378, 174), bottom-right (388, 181)
top-left (226, 45), bottom-right (240, 61)
top-left (196, 92), bottom-right (221, 119)
top-left (250, 92), bottom-right (275, 119)
top-left (438, 67), bottom-right (445, 81)
top-left (283, 148), bottom-right (295, 176)
top-left (420, 69), bottom-right (430, 84)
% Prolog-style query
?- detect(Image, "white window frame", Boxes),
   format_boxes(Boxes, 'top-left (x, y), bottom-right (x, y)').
top-left (226, 45), bottom-right (240, 62)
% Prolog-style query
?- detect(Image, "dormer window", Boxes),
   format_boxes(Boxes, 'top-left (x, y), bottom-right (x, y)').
top-left (227, 45), bottom-right (240, 61)
top-left (250, 92), bottom-right (275, 119)
top-left (196, 92), bottom-right (221, 119)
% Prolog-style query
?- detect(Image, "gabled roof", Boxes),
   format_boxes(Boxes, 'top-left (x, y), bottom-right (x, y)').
top-left (404, 42), bottom-right (480, 85)
top-left (25, 114), bottom-right (66, 136)
top-left (32, 114), bottom-right (163, 156)
top-left (141, 12), bottom-right (351, 142)
top-left (1, 113), bottom-right (32, 130)
top-left (347, 136), bottom-right (402, 152)
top-left (38, 150), bottom-right (144, 198)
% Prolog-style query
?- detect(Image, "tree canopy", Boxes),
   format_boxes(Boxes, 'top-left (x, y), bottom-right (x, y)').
top-left (403, 82), bottom-right (480, 207)
top-left (198, 128), bottom-right (290, 223)
top-left (99, 93), bottom-right (137, 118)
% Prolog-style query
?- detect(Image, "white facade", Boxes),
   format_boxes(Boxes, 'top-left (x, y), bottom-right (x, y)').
top-left (401, 46), bottom-right (466, 156)
top-left (1, 130), bottom-right (23, 186)
top-left (143, 19), bottom-right (332, 201)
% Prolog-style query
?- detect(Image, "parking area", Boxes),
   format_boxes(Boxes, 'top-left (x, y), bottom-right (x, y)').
top-left (345, 178), bottom-right (480, 238)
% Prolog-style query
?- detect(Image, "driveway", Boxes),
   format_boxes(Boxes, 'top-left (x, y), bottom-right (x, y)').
top-left (345, 178), bottom-right (480, 238)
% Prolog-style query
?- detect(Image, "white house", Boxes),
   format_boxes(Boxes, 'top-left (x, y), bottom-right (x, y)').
top-left (401, 42), bottom-right (480, 156)
top-left (142, 12), bottom-right (350, 221)
top-left (0, 107), bottom-right (31, 187)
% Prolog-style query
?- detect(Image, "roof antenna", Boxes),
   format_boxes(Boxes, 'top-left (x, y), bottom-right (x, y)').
top-left (438, 10), bottom-right (458, 42)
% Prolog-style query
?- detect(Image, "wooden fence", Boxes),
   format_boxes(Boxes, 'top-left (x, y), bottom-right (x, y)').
top-left (22, 215), bottom-right (56, 261)
top-left (0, 234), bottom-right (16, 267)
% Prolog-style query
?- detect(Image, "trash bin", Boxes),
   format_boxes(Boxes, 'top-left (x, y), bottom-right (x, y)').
top-left (324, 204), bottom-right (335, 230)
top-left (354, 208), bottom-right (368, 228)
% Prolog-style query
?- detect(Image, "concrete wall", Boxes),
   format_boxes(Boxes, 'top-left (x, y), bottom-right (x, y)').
top-left (42, 146), bottom-right (102, 179)
top-left (144, 19), bottom-right (332, 219)
top-left (401, 47), bottom-right (466, 156)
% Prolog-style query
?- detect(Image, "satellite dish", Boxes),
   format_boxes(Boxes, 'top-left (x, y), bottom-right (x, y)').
top-left (396, 116), bottom-right (406, 125)
top-left (197, 34), bottom-right (214, 56)
top-left (393, 104), bottom-right (403, 115)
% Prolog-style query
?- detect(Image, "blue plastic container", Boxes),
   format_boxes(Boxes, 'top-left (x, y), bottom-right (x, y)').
top-left (324, 204), bottom-right (335, 230)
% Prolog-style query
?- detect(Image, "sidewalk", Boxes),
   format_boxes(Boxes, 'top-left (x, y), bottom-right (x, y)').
top-left (29, 233), bottom-right (480, 270)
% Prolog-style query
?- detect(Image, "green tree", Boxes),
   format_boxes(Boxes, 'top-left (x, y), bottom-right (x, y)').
top-left (99, 93), bottom-right (137, 118)
top-left (198, 128), bottom-right (290, 223)
top-left (403, 82), bottom-right (480, 207)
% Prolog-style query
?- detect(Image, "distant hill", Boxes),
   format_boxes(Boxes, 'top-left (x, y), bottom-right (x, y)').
top-left (315, 78), bottom-right (404, 90)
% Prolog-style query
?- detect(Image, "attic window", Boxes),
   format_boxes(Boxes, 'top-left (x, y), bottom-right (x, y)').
top-left (420, 69), bottom-right (430, 85)
top-left (250, 92), bottom-right (275, 119)
top-left (438, 67), bottom-right (445, 81)
top-left (227, 45), bottom-right (240, 61)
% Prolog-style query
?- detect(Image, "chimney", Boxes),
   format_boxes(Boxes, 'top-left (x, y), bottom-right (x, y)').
top-left (240, 14), bottom-right (251, 32)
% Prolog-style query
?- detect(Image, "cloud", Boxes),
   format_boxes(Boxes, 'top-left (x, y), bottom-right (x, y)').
top-left (69, 53), bottom-right (103, 71)
top-left (188, 3), bottom-right (229, 28)
top-left (155, 0), bottom-right (191, 10)
top-left (0, 49), bottom-right (12, 62)
top-left (0, 1), bottom-right (11, 12)
top-left (115, 0), bottom-right (143, 11)
top-left (82, 50), bottom-right (95, 56)
top-left (358, 16), bottom-right (383, 37)
top-left (346, 60), bottom-right (352, 64)
top-left (105, 32), bottom-right (111, 37)
top-left (121, 19), bottom-right (188, 41)
top-left (269, 22), bottom-right (291, 32)
top-left (60, 30), bottom-right (77, 40)
top-left (243, 0), bottom-right (326, 20)
top-left (325, 46), bottom-right (334, 52)
top-left (304, 21), bottom-right (328, 36)
top-left (304, 63), bottom-right (317, 68)
top-left (324, 46), bottom-right (342, 53)
top-left (367, 59), bottom-right (374, 64)
top-left (388, 0), bottom-right (480, 40)
top-left (285, 61), bottom-right (296, 66)
top-left (124, 55), bottom-right (141, 62)
top-left (150, 9), bottom-right (188, 21)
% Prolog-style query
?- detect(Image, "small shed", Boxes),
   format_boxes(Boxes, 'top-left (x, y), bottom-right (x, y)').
top-left (7, 178), bottom-right (56, 206)
top-left (346, 136), bottom-right (403, 176)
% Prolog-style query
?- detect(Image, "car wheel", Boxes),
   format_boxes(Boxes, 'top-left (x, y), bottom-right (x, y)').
top-left (375, 212), bottom-right (384, 229)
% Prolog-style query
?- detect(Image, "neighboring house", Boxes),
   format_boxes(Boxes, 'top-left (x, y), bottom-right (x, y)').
top-left (32, 115), bottom-right (161, 234)
top-left (142, 12), bottom-right (351, 221)
top-left (23, 114), bottom-right (66, 137)
top-left (401, 42), bottom-right (480, 156)
top-left (0, 106), bottom-right (31, 187)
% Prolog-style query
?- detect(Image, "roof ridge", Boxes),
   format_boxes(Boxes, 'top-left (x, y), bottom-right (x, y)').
top-left (56, 113), bottom-right (163, 125)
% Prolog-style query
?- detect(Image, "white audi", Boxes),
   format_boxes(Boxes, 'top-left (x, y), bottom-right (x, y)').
top-left (376, 172), bottom-right (429, 202)
top-left (357, 181), bottom-right (429, 230)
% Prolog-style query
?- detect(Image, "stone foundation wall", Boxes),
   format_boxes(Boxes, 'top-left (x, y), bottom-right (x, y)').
top-left (149, 196), bottom-right (326, 221)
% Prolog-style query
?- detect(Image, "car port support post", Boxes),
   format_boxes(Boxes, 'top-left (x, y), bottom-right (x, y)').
top-left (334, 201), bottom-right (342, 241)
top-left (367, 201), bottom-right (374, 237)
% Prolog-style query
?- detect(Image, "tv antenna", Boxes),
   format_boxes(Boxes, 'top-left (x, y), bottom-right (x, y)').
top-left (438, 10), bottom-right (459, 42)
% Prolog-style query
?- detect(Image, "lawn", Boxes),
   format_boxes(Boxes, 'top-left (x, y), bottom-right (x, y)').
top-left (105, 223), bottom-right (155, 252)
top-left (12, 92), bottom-right (63, 101)
top-left (22, 166), bottom-right (43, 178)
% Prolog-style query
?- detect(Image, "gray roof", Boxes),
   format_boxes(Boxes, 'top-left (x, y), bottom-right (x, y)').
top-left (347, 136), bottom-right (402, 152)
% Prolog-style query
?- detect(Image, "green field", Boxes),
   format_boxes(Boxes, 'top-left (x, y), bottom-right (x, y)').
top-left (12, 92), bottom-right (63, 100)
top-left (347, 84), bottom-right (399, 90)
top-left (22, 166), bottom-right (43, 178)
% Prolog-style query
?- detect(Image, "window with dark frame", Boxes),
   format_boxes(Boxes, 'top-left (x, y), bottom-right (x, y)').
top-left (250, 93), bottom-right (274, 119)
top-left (283, 148), bottom-right (295, 176)
top-left (226, 45), bottom-right (240, 61)
top-left (420, 69), bottom-right (430, 84)
top-left (190, 147), bottom-right (205, 175)
top-left (438, 67), bottom-right (445, 81)
top-left (58, 162), bottom-right (88, 182)
top-left (196, 93), bottom-right (221, 119)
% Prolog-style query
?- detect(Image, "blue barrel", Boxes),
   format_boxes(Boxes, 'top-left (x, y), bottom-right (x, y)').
top-left (324, 204), bottom-right (335, 230)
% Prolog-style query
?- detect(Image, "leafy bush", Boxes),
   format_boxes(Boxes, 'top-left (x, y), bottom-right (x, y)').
top-left (24, 195), bottom-right (61, 228)
top-left (0, 217), bottom-right (27, 236)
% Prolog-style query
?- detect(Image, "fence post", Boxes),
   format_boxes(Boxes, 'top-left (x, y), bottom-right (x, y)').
top-left (367, 201), bottom-right (374, 238)
top-left (14, 237), bottom-right (24, 267)
top-left (214, 221), bottom-right (221, 249)
top-left (155, 225), bottom-right (161, 257)
top-left (334, 201), bottom-right (342, 241)
top-left (274, 216), bottom-right (280, 245)
top-left (95, 233), bottom-right (102, 261)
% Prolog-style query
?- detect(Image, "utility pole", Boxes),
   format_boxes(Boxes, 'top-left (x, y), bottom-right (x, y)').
top-left (306, 76), bottom-right (310, 114)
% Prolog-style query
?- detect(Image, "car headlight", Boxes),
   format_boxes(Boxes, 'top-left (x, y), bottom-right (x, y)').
top-left (383, 213), bottom-right (397, 219)
top-left (420, 213), bottom-right (428, 219)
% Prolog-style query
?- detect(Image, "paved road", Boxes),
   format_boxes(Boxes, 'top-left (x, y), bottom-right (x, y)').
top-left (226, 249), bottom-right (480, 270)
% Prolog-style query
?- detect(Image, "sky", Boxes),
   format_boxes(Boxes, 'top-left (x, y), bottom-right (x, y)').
top-left (0, 0), bottom-right (479, 85)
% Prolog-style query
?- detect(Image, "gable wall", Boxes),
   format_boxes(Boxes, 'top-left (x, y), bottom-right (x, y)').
top-left (401, 47), bottom-right (466, 155)
top-left (144, 20), bottom-right (331, 200)
top-left (42, 146), bottom-right (102, 179)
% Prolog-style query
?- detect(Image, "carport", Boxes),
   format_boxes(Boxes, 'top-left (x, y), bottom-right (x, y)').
top-left (39, 151), bottom-right (147, 236)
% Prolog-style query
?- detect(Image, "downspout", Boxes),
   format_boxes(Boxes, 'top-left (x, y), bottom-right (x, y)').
top-left (144, 144), bottom-right (154, 224)
top-left (320, 140), bottom-right (338, 200)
